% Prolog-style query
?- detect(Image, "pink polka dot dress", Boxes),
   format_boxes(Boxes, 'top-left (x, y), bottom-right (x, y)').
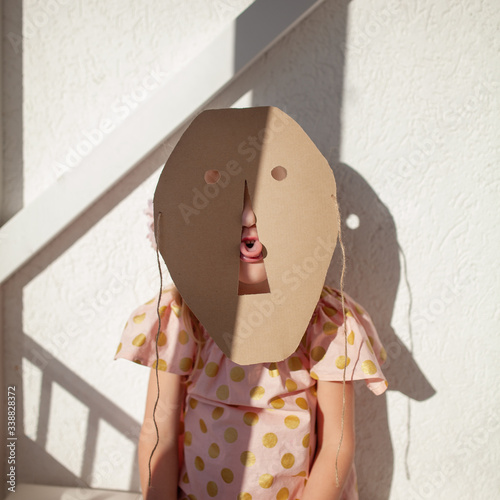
top-left (115, 286), bottom-right (387, 499)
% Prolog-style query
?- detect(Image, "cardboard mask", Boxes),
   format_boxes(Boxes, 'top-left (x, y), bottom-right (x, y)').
top-left (154, 106), bottom-right (338, 365)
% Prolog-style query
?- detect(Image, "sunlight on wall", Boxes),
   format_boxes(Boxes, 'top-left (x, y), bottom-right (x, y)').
top-left (21, 358), bottom-right (42, 441)
top-left (46, 383), bottom-right (89, 477)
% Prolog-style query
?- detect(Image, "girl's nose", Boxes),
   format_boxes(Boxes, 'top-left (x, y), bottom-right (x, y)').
top-left (242, 183), bottom-right (256, 227)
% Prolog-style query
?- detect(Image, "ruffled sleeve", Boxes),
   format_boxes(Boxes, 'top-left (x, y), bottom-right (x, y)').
top-left (114, 289), bottom-right (197, 376)
top-left (307, 286), bottom-right (388, 395)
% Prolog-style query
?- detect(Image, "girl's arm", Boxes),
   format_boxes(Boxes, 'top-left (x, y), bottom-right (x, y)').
top-left (302, 381), bottom-right (355, 500)
top-left (138, 369), bottom-right (185, 500)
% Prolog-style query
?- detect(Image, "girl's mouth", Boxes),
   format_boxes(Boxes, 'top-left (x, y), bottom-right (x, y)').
top-left (240, 237), bottom-right (263, 262)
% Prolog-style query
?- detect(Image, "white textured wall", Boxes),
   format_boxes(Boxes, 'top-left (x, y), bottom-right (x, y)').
top-left (2, 0), bottom-right (499, 498)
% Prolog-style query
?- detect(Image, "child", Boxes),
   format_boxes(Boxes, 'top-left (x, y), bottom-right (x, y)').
top-left (115, 107), bottom-right (387, 499)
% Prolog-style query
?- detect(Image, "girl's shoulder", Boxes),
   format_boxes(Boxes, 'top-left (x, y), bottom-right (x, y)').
top-left (305, 285), bottom-right (388, 395)
top-left (114, 288), bottom-right (198, 375)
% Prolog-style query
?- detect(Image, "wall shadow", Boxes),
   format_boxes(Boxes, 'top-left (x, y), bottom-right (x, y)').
top-left (2, 0), bottom-right (24, 223)
top-left (328, 162), bottom-right (435, 498)
top-left (247, 0), bottom-right (435, 497)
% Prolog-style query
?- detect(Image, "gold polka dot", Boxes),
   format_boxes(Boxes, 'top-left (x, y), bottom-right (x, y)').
top-left (310, 346), bottom-right (326, 362)
top-left (133, 313), bottom-right (146, 324)
top-left (132, 334), bottom-right (146, 346)
top-left (205, 362), bottom-right (219, 377)
top-left (345, 308), bottom-right (353, 317)
top-left (281, 453), bottom-right (295, 469)
top-left (250, 386), bottom-right (265, 400)
top-left (133, 359), bottom-right (142, 365)
top-left (288, 357), bottom-right (302, 371)
top-left (194, 456), bottom-right (205, 471)
top-left (243, 412), bottom-right (259, 426)
top-left (362, 360), bottom-right (377, 375)
top-left (309, 385), bottom-right (317, 397)
top-left (310, 371), bottom-right (319, 380)
top-left (323, 322), bottom-right (338, 335)
top-left (270, 398), bottom-right (285, 409)
top-left (189, 398), bottom-right (198, 409)
top-left (380, 348), bottom-right (387, 362)
top-left (179, 330), bottom-right (189, 345)
top-left (294, 470), bottom-right (307, 477)
top-left (212, 407), bottom-right (224, 420)
top-left (285, 379), bottom-right (297, 392)
top-left (207, 481), bottom-right (218, 497)
top-left (187, 495), bottom-right (197, 500)
top-left (115, 343), bottom-right (122, 355)
top-left (284, 416), bottom-right (300, 429)
top-left (335, 355), bottom-right (350, 369)
top-left (237, 494), bottom-right (252, 500)
top-left (385, 380), bottom-right (389, 387)
top-left (197, 357), bottom-right (205, 369)
top-left (355, 304), bottom-right (364, 315)
top-left (156, 332), bottom-right (166, 346)
top-left (216, 385), bottom-right (229, 400)
top-left (262, 432), bottom-right (278, 448)
top-left (180, 357), bottom-right (193, 372)
top-left (277, 487), bottom-right (289, 500)
top-left (199, 419), bottom-right (207, 433)
top-left (347, 330), bottom-right (355, 345)
top-left (221, 468), bottom-right (234, 483)
top-left (224, 427), bottom-right (238, 443)
top-left (145, 297), bottom-right (155, 305)
top-left (152, 359), bottom-right (167, 371)
top-left (208, 443), bottom-right (220, 458)
top-left (322, 306), bottom-right (337, 317)
top-left (184, 431), bottom-right (192, 446)
top-left (230, 366), bottom-right (245, 382)
top-left (171, 304), bottom-right (181, 317)
top-left (240, 451), bottom-right (256, 467)
top-left (182, 472), bottom-right (189, 483)
top-left (258, 473), bottom-right (273, 488)
top-left (268, 362), bottom-right (279, 377)
top-left (302, 433), bottom-right (310, 448)
top-left (159, 306), bottom-right (167, 315)
top-left (296, 397), bottom-right (308, 410)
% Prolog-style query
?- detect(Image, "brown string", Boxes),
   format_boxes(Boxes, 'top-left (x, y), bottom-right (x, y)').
top-left (335, 203), bottom-right (348, 488)
top-left (399, 243), bottom-right (413, 480)
top-left (148, 211), bottom-right (163, 487)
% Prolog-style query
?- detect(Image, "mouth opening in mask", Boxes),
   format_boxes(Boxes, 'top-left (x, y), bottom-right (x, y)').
top-left (238, 182), bottom-right (270, 296)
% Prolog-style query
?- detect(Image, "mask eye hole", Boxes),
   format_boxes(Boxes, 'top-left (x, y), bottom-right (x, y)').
top-left (271, 166), bottom-right (287, 181)
top-left (204, 170), bottom-right (220, 184)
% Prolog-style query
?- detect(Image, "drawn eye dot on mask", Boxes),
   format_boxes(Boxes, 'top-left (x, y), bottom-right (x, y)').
top-left (346, 213), bottom-right (360, 230)
top-left (204, 169), bottom-right (221, 184)
top-left (271, 166), bottom-right (287, 181)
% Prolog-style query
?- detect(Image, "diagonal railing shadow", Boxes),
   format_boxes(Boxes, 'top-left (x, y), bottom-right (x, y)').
top-left (23, 336), bottom-right (141, 491)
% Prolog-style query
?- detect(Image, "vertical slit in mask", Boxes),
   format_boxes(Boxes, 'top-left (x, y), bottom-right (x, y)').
top-left (238, 181), bottom-right (270, 295)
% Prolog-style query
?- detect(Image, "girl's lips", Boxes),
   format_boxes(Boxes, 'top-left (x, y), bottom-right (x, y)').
top-left (240, 237), bottom-right (263, 262)
top-left (240, 252), bottom-right (263, 263)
